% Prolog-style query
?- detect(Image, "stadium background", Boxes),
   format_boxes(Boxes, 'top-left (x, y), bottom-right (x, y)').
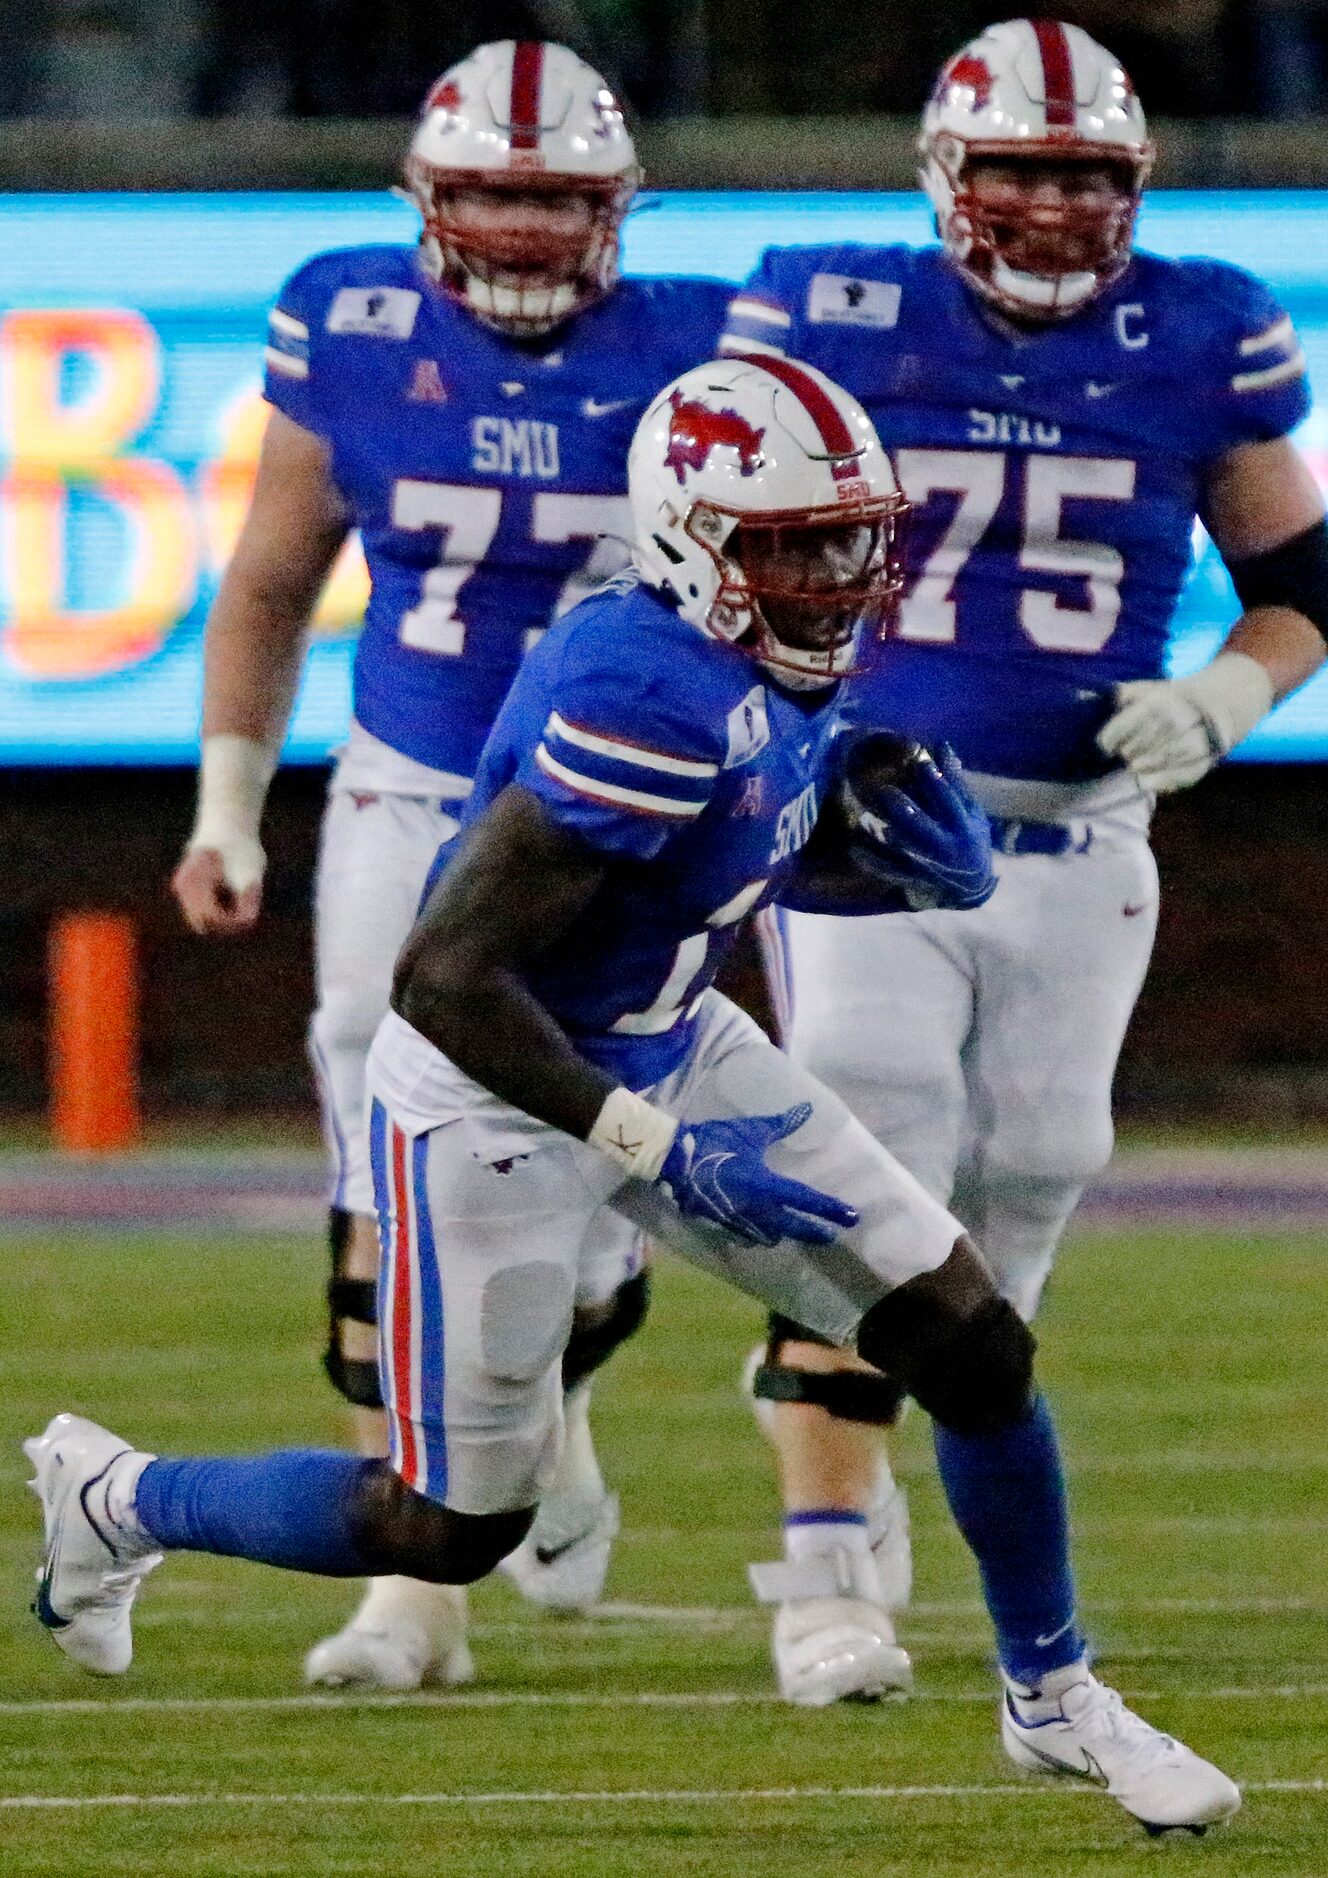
top-left (6, 107), bottom-right (1328, 1124)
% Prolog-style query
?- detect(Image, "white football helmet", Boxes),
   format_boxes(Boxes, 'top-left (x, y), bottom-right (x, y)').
top-left (920, 18), bottom-right (1153, 321)
top-left (630, 357), bottom-right (908, 687)
top-left (404, 40), bottom-right (641, 336)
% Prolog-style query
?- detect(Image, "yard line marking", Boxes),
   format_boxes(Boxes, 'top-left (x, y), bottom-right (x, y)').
top-left (6, 1682), bottom-right (1328, 1718)
top-left (129, 1591), bottom-right (1328, 1636)
top-left (1, 1692), bottom-right (772, 1718)
top-left (1074, 1517), bottom-right (1328, 1534)
top-left (600, 1596), bottom-right (1327, 1621)
top-left (1, 1779), bottom-right (1325, 1810)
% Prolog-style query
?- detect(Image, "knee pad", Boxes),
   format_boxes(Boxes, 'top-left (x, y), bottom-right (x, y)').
top-left (561, 1269), bottom-right (650, 1394)
top-left (752, 1312), bottom-right (906, 1426)
top-left (857, 1293), bottom-right (1035, 1438)
top-left (350, 1461), bottom-right (534, 1583)
top-left (323, 1206), bottom-right (383, 1410)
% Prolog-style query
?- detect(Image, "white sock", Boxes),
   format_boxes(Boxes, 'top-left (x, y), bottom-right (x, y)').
top-left (99, 1450), bottom-right (159, 1556)
top-left (1006, 1656), bottom-right (1090, 1706)
top-left (354, 1575), bottom-right (468, 1645)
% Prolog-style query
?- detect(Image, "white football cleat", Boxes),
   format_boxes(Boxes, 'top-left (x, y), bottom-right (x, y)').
top-left (498, 1488), bottom-right (619, 1613)
top-left (750, 1550), bottom-right (913, 1706)
top-left (1001, 1665), bottom-right (1241, 1835)
top-left (24, 1413), bottom-right (161, 1676)
top-left (305, 1577), bottom-right (474, 1690)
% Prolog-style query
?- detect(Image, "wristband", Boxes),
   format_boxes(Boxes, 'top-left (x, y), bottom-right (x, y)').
top-left (588, 1086), bottom-right (679, 1183)
top-left (1184, 652), bottom-right (1275, 753)
top-left (186, 735), bottom-right (277, 893)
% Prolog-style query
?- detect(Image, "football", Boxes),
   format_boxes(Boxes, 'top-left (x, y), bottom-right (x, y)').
top-left (841, 729), bottom-right (930, 804)
top-left (835, 730), bottom-right (933, 850)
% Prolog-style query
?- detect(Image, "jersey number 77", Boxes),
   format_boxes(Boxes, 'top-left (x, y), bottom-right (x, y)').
top-left (391, 479), bottom-right (633, 656)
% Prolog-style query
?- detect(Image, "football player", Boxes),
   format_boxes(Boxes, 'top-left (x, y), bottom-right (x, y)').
top-left (31, 355), bottom-right (1239, 1833)
top-left (169, 39), bottom-right (733, 1689)
top-left (720, 16), bottom-right (1328, 1708)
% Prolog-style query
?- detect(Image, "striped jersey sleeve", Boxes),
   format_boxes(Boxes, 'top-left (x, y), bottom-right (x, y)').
top-left (518, 657), bottom-right (723, 860)
top-left (719, 250), bottom-right (796, 362)
top-left (261, 258), bottom-right (322, 431)
top-left (1203, 262), bottom-right (1311, 445)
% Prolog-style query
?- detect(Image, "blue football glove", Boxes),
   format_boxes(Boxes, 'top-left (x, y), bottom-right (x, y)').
top-left (658, 1103), bottom-right (859, 1248)
top-left (840, 736), bottom-right (996, 912)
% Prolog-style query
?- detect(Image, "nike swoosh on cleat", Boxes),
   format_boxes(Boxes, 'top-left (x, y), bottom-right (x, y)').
top-left (1007, 1701), bottom-right (1111, 1788)
top-left (534, 1536), bottom-right (584, 1566)
top-left (33, 1534), bottom-right (71, 1631)
top-left (79, 1451), bottom-right (134, 1554)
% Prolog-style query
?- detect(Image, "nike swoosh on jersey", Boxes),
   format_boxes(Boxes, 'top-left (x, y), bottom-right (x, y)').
top-left (581, 397), bottom-right (635, 417)
top-left (1084, 381), bottom-right (1119, 398)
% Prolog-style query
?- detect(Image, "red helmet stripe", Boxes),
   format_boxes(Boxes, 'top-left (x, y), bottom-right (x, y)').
top-left (509, 40), bottom-right (544, 149)
top-left (747, 354), bottom-right (859, 478)
top-left (1031, 19), bottom-right (1076, 128)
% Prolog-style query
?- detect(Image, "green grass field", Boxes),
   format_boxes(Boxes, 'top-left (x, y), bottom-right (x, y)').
top-left (3, 1222), bottom-right (1327, 1876)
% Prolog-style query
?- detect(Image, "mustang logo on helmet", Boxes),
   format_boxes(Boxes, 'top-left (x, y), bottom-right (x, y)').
top-left (664, 393), bottom-right (766, 487)
top-left (937, 52), bottom-right (992, 110)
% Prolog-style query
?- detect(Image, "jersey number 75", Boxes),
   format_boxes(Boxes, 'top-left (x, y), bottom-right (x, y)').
top-left (895, 449), bottom-right (1136, 653)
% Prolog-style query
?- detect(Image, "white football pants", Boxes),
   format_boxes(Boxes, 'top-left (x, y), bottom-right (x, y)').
top-left (309, 778), bottom-right (462, 1216)
top-left (366, 991), bottom-right (962, 1514)
top-left (787, 829), bottom-right (1158, 1320)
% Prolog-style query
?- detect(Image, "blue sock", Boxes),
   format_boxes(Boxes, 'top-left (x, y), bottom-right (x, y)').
top-left (932, 1393), bottom-right (1084, 1686)
top-left (135, 1450), bottom-right (376, 1576)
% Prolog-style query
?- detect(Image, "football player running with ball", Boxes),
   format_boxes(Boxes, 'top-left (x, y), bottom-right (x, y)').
top-left (31, 356), bottom-right (1239, 1834)
top-left (721, 18), bottom-right (1327, 1725)
top-left (169, 40), bottom-right (732, 1690)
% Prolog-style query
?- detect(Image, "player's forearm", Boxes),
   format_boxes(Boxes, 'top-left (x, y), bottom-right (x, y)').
top-left (392, 785), bottom-right (623, 1142)
top-left (778, 854), bottom-right (909, 917)
top-left (197, 406), bottom-right (348, 747)
top-left (392, 954), bottom-right (616, 1141)
top-left (199, 566), bottom-right (313, 748)
top-left (1220, 605), bottom-right (1326, 704)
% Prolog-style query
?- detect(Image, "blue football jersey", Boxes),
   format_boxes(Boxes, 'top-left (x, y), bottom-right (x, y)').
top-left (264, 247), bottom-right (731, 780)
top-left (722, 245), bottom-right (1310, 782)
top-left (429, 576), bottom-right (840, 1089)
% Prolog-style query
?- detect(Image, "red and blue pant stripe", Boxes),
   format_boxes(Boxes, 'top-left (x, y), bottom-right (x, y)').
top-left (369, 1098), bottom-right (448, 1499)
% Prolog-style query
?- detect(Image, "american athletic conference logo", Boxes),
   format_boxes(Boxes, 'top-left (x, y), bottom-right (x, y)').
top-left (663, 391), bottom-right (766, 486)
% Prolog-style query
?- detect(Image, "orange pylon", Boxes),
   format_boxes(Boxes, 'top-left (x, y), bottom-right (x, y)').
top-left (49, 911), bottom-right (141, 1153)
